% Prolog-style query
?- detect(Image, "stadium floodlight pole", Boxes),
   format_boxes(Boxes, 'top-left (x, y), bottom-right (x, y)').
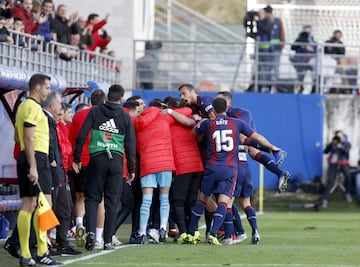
top-left (258, 164), bottom-right (264, 214)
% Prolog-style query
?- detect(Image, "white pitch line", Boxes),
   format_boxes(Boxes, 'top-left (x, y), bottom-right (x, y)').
top-left (61, 244), bottom-right (137, 266)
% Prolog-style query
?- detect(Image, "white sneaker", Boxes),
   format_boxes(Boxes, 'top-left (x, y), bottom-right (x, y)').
top-left (111, 235), bottom-right (122, 246)
top-left (94, 240), bottom-right (104, 249)
top-left (221, 238), bottom-right (234, 245)
top-left (233, 233), bottom-right (247, 244)
top-left (147, 228), bottom-right (160, 243)
top-left (321, 199), bottom-right (328, 208)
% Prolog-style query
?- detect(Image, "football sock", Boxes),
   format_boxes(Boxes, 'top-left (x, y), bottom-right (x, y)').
top-left (223, 208), bottom-right (234, 239)
top-left (17, 210), bottom-right (32, 258)
top-left (232, 204), bottom-right (245, 234)
top-left (159, 193), bottom-right (170, 230)
top-left (210, 202), bottom-right (227, 237)
top-left (244, 205), bottom-right (258, 234)
top-left (204, 209), bottom-right (214, 234)
top-left (188, 199), bottom-right (206, 235)
top-left (33, 209), bottom-right (48, 256)
top-left (75, 216), bottom-right (83, 227)
top-left (95, 228), bottom-right (103, 243)
top-left (244, 137), bottom-right (271, 153)
top-left (254, 152), bottom-right (283, 177)
top-left (139, 194), bottom-right (152, 235)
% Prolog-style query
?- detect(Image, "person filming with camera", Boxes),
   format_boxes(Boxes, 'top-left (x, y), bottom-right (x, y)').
top-left (321, 130), bottom-right (353, 208)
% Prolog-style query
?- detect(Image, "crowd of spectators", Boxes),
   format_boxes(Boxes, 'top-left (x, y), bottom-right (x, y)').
top-left (0, 0), bottom-right (118, 68)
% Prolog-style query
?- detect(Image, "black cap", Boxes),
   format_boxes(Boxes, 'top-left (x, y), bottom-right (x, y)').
top-left (264, 5), bottom-right (273, 13)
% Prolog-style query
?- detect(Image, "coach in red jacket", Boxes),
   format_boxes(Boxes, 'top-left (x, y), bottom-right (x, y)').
top-left (164, 97), bottom-right (204, 244)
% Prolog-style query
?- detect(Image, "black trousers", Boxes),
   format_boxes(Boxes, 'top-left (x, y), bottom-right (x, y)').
top-left (114, 180), bottom-right (134, 233)
top-left (85, 153), bottom-right (123, 244)
top-left (323, 163), bottom-right (352, 200)
top-left (52, 181), bottom-right (73, 248)
top-left (171, 172), bottom-right (202, 234)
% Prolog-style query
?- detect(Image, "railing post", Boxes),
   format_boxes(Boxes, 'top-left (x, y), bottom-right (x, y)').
top-left (254, 39), bottom-right (259, 92)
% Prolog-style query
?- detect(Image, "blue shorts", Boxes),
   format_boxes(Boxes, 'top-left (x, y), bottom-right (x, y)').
top-left (141, 171), bottom-right (172, 188)
top-left (233, 162), bottom-right (253, 198)
top-left (201, 166), bottom-right (237, 198)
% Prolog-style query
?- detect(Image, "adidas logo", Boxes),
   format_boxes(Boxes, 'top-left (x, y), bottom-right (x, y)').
top-left (99, 119), bottom-right (119, 133)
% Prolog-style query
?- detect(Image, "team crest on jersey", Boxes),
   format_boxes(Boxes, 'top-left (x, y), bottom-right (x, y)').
top-left (104, 132), bottom-right (112, 142)
top-left (99, 118), bottom-right (119, 133)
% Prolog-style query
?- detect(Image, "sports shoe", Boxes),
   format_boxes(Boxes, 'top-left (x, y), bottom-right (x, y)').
top-left (216, 230), bottom-right (225, 241)
top-left (85, 232), bottom-right (95, 251)
top-left (233, 233), bottom-right (247, 244)
top-left (75, 226), bottom-right (85, 247)
top-left (103, 243), bottom-right (114, 250)
top-left (129, 233), bottom-right (149, 244)
top-left (4, 240), bottom-right (20, 258)
top-left (159, 228), bottom-right (166, 243)
top-left (36, 251), bottom-right (62, 265)
top-left (19, 257), bottom-right (36, 266)
top-left (111, 235), bottom-right (122, 246)
top-left (321, 199), bottom-right (328, 208)
top-left (56, 246), bottom-right (82, 256)
top-left (278, 171), bottom-right (290, 193)
top-left (94, 240), bottom-right (104, 249)
top-left (187, 231), bottom-right (201, 244)
top-left (221, 238), bottom-right (234, 245)
top-left (147, 228), bottom-right (159, 243)
top-left (274, 150), bottom-right (288, 167)
top-left (251, 230), bottom-right (260, 245)
top-left (177, 233), bottom-right (188, 244)
top-left (346, 193), bottom-right (353, 203)
top-left (167, 229), bottom-right (179, 238)
top-left (207, 235), bottom-right (221, 246)
top-left (67, 227), bottom-right (76, 241)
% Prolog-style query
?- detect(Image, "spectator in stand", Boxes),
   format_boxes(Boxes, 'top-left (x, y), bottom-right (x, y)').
top-left (36, 0), bottom-right (55, 43)
top-left (13, 0), bottom-right (48, 34)
top-left (324, 30), bottom-right (345, 63)
top-left (0, 0), bottom-right (13, 19)
top-left (76, 16), bottom-right (93, 50)
top-left (290, 25), bottom-right (317, 93)
top-left (86, 13), bottom-right (111, 53)
top-left (12, 17), bottom-right (25, 47)
top-left (108, 50), bottom-right (121, 72)
top-left (50, 4), bottom-right (79, 45)
top-left (0, 15), bottom-right (13, 44)
top-left (257, 5), bottom-right (285, 92)
top-left (50, 4), bottom-right (80, 60)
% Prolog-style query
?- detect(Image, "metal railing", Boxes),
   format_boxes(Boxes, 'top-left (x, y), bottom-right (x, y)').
top-left (0, 30), bottom-right (121, 88)
top-left (154, 0), bottom-right (244, 42)
top-left (134, 39), bottom-right (360, 94)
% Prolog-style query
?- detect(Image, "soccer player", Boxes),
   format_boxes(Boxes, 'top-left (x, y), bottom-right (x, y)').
top-left (216, 91), bottom-right (290, 244)
top-left (15, 74), bottom-right (61, 265)
top-left (187, 98), bottom-right (283, 245)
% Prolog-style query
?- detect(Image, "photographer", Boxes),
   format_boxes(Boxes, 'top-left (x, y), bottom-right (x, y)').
top-left (321, 131), bottom-right (353, 208)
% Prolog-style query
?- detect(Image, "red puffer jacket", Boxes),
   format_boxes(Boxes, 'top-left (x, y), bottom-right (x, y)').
top-left (169, 107), bottom-right (204, 176)
top-left (56, 121), bottom-right (72, 172)
top-left (134, 107), bottom-right (175, 178)
top-left (68, 108), bottom-right (92, 168)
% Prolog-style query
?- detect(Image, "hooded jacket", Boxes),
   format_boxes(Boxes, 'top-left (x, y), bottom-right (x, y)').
top-left (73, 102), bottom-right (136, 173)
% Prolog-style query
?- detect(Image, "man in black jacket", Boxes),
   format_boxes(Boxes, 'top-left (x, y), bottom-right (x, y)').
top-left (42, 91), bottom-right (81, 256)
top-left (73, 84), bottom-right (136, 250)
